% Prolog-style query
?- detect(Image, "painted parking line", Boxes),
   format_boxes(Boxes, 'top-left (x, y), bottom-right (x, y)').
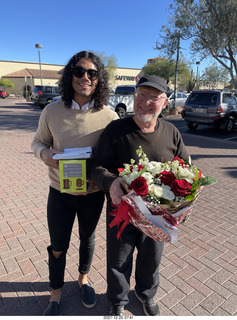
top-left (224, 136), bottom-right (237, 141)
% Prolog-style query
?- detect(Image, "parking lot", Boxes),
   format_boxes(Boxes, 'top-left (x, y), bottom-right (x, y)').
top-left (164, 113), bottom-right (237, 143)
top-left (1, 98), bottom-right (237, 316)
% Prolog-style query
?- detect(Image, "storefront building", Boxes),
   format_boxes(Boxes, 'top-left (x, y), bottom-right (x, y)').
top-left (0, 60), bottom-right (141, 96)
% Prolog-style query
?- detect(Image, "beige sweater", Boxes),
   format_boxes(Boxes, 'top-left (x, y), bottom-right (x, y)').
top-left (31, 100), bottom-right (119, 193)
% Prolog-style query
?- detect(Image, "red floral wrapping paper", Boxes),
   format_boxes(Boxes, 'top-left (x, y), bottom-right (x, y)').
top-left (110, 190), bottom-right (199, 243)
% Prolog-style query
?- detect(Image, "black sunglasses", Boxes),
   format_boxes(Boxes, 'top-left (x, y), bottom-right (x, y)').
top-left (72, 66), bottom-right (98, 80)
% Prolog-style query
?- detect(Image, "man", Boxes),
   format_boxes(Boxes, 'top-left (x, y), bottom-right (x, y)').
top-left (31, 51), bottom-right (118, 316)
top-left (91, 75), bottom-right (190, 316)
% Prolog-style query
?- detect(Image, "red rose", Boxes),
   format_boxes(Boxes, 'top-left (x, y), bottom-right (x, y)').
top-left (138, 165), bottom-right (144, 171)
top-left (130, 176), bottom-right (149, 196)
top-left (171, 179), bottom-right (192, 197)
top-left (159, 170), bottom-right (176, 186)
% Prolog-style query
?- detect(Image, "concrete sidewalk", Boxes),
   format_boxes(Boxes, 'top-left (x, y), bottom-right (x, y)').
top-left (0, 98), bottom-right (237, 316)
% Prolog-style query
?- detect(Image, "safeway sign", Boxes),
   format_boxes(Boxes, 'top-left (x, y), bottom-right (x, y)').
top-left (136, 76), bottom-right (141, 83)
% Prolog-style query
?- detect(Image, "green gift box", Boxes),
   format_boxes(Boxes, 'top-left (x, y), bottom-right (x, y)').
top-left (59, 159), bottom-right (87, 193)
top-left (52, 147), bottom-right (92, 193)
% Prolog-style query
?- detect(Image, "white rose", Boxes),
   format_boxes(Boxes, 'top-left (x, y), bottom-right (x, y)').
top-left (162, 184), bottom-right (175, 201)
top-left (146, 161), bottom-right (164, 175)
top-left (153, 185), bottom-right (164, 198)
top-left (141, 172), bottom-right (153, 185)
top-left (178, 167), bottom-right (195, 182)
top-left (125, 172), bottom-right (139, 185)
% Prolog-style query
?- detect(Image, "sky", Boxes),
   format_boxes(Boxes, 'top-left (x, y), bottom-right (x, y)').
top-left (1, 0), bottom-right (204, 72)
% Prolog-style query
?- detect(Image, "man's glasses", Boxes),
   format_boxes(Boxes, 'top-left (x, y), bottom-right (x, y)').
top-left (72, 66), bottom-right (99, 80)
top-left (134, 92), bottom-right (165, 103)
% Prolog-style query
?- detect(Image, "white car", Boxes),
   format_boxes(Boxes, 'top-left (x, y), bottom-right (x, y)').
top-left (167, 91), bottom-right (188, 109)
top-left (49, 95), bottom-right (62, 104)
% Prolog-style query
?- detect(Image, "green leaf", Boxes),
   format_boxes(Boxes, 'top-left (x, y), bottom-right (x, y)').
top-left (191, 180), bottom-right (199, 192)
top-left (160, 198), bottom-right (170, 205)
top-left (199, 176), bottom-right (217, 186)
top-left (138, 167), bottom-right (147, 176)
top-left (185, 192), bottom-right (196, 201)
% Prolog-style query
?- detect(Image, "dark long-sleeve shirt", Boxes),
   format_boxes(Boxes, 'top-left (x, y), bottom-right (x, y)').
top-left (91, 117), bottom-right (190, 193)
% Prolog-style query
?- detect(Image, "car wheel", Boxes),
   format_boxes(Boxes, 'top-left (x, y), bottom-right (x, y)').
top-left (187, 122), bottom-right (199, 130)
top-left (224, 118), bottom-right (235, 133)
top-left (116, 107), bottom-right (126, 119)
top-left (159, 108), bottom-right (166, 118)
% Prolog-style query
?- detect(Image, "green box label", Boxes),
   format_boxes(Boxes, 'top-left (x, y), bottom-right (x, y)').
top-left (59, 159), bottom-right (87, 193)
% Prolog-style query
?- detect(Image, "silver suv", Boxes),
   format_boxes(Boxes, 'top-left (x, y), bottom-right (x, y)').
top-left (181, 90), bottom-right (237, 133)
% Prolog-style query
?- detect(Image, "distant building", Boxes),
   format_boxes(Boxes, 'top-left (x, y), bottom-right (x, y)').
top-left (0, 60), bottom-right (141, 96)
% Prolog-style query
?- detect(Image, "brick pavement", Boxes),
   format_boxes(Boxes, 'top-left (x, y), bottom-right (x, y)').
top-left (0, 98), bottom-right (237, 316)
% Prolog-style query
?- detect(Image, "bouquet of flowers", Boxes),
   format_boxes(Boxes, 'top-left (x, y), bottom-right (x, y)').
top-left (110, 146), bottom-right (217, 243)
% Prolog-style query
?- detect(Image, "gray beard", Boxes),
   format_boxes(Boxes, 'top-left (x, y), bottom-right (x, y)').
top-left (136, 112), bottom-right (159, 123)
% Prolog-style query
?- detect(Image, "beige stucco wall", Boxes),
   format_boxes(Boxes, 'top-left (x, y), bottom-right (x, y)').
top-left (0, 60), bottom-right (141, 96)
top-left (0, 60), bottom-right (63, 76)
top-left (0, 61), bottom-right (64, 95)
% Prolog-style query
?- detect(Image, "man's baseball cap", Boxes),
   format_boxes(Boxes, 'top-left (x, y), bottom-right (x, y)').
top-left (136, 75), bottom-right (167, 93)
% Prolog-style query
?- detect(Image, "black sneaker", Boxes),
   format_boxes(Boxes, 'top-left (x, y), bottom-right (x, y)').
top-left (42, 301), bottom-right (60, 315)
top-left (109, 304), bottom-right (124, 316)
top-left (135, 291), bottom-right (160, 316)
top-left (80, 283), bottom-right (96, 308)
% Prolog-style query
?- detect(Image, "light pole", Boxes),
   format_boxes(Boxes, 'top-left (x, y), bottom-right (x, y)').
top-left (196, 61), bottom-right (200, 90)
top-left (35, 44), bottom-right (43, 85)
top-left (173, 29), bottom-right (180, 110)
top-left (171, 20), bottom-right (183, 114)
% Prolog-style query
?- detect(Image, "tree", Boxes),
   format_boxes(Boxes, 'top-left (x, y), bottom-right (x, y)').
top-left (23, 85), bottom-right (32, 98)
top-left (186, 70), bottom-right (196, 93)
top-left (142, 57), bottom-right (175, 84)
top-left (0, 78), bottom-right (15, 89)
top-left (106, 55), bottom-right (118, 88)
top-left (142, 56), bottom-right (195, 92)
top-left (200, 62), bottom-right (229, 89)
top-left (95, 52), bottom-right (117, 87)
top-left (156, 0), bottom-right (237, 88)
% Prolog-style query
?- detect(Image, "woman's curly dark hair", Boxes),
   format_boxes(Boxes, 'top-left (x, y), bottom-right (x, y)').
top-left (59, 51), bottom-right (109, 110)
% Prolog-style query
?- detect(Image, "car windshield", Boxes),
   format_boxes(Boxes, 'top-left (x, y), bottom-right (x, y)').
top-left (33, 87), bottom-right (42, 93)
top-left (188, 92), bottom-right (218, 105)
top-left (115, 87), bottom-right (136, 94)
top-left (166, 92), bottom-right (173, 98)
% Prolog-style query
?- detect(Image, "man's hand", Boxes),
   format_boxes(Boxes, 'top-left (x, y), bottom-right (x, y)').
top-left (40, 148), bottom-right (61, 169)
top-left (79, 179), bottom-right (96, 196)
top-left (109, 178), bottom-right (125, 205)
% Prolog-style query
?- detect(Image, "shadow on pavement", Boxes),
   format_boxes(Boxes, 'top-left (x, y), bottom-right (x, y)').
top-left (0, 281), bottom-right (143, 316)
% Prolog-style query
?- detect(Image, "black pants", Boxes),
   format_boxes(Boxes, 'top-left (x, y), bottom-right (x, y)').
top-left (106, 198), bottom-right (164, 305)
top-left (47, 187), bottom-right (104, 289)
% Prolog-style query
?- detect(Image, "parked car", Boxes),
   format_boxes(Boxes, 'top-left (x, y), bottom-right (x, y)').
top-left (31, 85), bottom-right (60, 108)
top-left (0, 89), bottom-right (7, 99)
top-left (114, 85), bottom-right (136, 95)
top-left (181, 90), bottom-right (237, 133)
top-left (107, 85), bottom-right (136, 118)
top-left (50, 95), bottom-right (62, 103)
top-left (167, 91), bottom-right (188, 109)
top-left (107, 85), bottom-right (168, 118)
top-left (109, 87), bottom-right (115, 95)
